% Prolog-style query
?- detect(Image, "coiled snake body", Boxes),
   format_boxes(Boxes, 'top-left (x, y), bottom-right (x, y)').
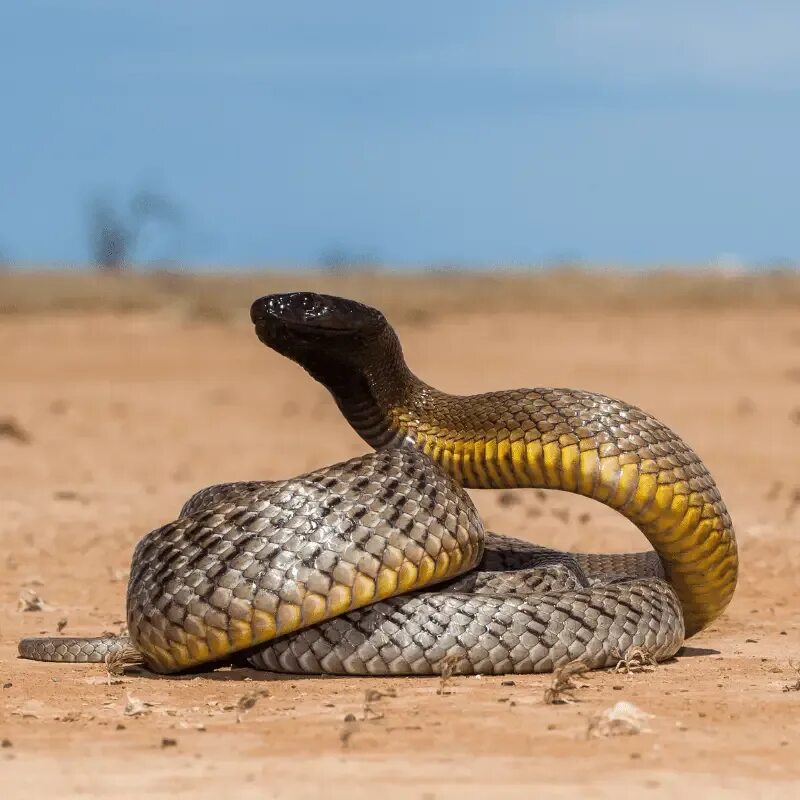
top-left (19, 293), bottom-right (738, 675)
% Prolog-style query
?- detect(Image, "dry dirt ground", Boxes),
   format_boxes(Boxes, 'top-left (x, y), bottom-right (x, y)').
top-left (1, 277), bottom-right (799, 798)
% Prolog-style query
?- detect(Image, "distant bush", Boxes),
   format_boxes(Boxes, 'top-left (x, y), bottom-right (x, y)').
top-left (88, 188), bottom-right (183, 270)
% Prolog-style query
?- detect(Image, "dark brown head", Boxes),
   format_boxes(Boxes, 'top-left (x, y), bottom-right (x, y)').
top-left (250, 292), bottom-right (405, 396)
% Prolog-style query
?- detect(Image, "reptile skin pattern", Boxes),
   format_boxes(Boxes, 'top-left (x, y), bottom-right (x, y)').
top-left (18, 292), bottom-right (737, 675)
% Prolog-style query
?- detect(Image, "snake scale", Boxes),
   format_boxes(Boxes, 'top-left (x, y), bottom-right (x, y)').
top-left (19, 292), bottom-right (738, 675)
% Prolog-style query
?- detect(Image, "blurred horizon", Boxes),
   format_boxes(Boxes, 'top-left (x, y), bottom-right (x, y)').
top-left (1, 259), bottom-right (795, 274)
top-left (3, 2), bottom-right (800, 270)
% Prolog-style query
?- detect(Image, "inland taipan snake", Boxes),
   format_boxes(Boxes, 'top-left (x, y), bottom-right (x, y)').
top-left (19, 292), bottom-right (738, 675)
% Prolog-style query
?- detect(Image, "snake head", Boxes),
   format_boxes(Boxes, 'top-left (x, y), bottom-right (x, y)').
top-left (252, 291), bottom-right (408, 442)
top-left (251, 292), bottom-right (389, 365)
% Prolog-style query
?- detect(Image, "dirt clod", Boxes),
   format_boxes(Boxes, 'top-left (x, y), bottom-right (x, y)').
top-left (497, 491), bottom-right (520, 507)
top-left (123, 692), bottom-right (155, 717)
top-left (0, 417), bottom-right (30, 443)
top-left (587, 702), bottom-right (653, 738)
top-left (17, 589), bottom-right (51, 612)
top-left (340, 713), bottom-right (359, 748)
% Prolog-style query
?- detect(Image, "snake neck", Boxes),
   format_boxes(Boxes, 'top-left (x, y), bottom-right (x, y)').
top-left (296, 327), bottom-right (430, 448)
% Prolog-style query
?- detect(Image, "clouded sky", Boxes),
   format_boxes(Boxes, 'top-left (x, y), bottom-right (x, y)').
top-left (2, 2), bottom-right (799, 266)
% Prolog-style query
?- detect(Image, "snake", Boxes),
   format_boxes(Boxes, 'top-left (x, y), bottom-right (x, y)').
top-left (18, 292), bottom-right (738, 675)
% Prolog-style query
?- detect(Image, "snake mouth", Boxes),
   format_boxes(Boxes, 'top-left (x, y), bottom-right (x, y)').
top-left (251, 292), bottom-right (385, 345)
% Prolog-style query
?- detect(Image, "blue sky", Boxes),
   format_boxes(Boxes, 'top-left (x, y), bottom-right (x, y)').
top-left (2, 1), bottom-right (799, 267)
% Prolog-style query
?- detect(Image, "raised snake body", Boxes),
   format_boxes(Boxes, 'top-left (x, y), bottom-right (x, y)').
top-left (18, 293), bottom-right (737, 675)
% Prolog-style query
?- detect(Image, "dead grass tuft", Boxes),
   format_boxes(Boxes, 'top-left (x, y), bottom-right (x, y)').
top-left (614, 645), bottom-right (658, 675)
top-left (544, 661), bottom-right (590, 704)
top-left (437, 654), bottom-right (463, 695)
top-left (105, 643), bottom-right (145, 676)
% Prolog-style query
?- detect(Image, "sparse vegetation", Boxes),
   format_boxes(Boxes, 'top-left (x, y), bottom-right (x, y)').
top-left (1, 268), bottom-right (798, 319)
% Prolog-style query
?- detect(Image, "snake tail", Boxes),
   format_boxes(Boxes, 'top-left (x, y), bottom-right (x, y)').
top-left (18, 635), bottom-right (134, 664)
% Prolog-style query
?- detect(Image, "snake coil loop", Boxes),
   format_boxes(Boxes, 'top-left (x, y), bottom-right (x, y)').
top-left (19, 292), bottom-right (736, 675)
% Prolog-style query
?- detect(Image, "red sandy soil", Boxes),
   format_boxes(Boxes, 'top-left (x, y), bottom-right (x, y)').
top-left (1, 300), bottom-right (799, 798)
